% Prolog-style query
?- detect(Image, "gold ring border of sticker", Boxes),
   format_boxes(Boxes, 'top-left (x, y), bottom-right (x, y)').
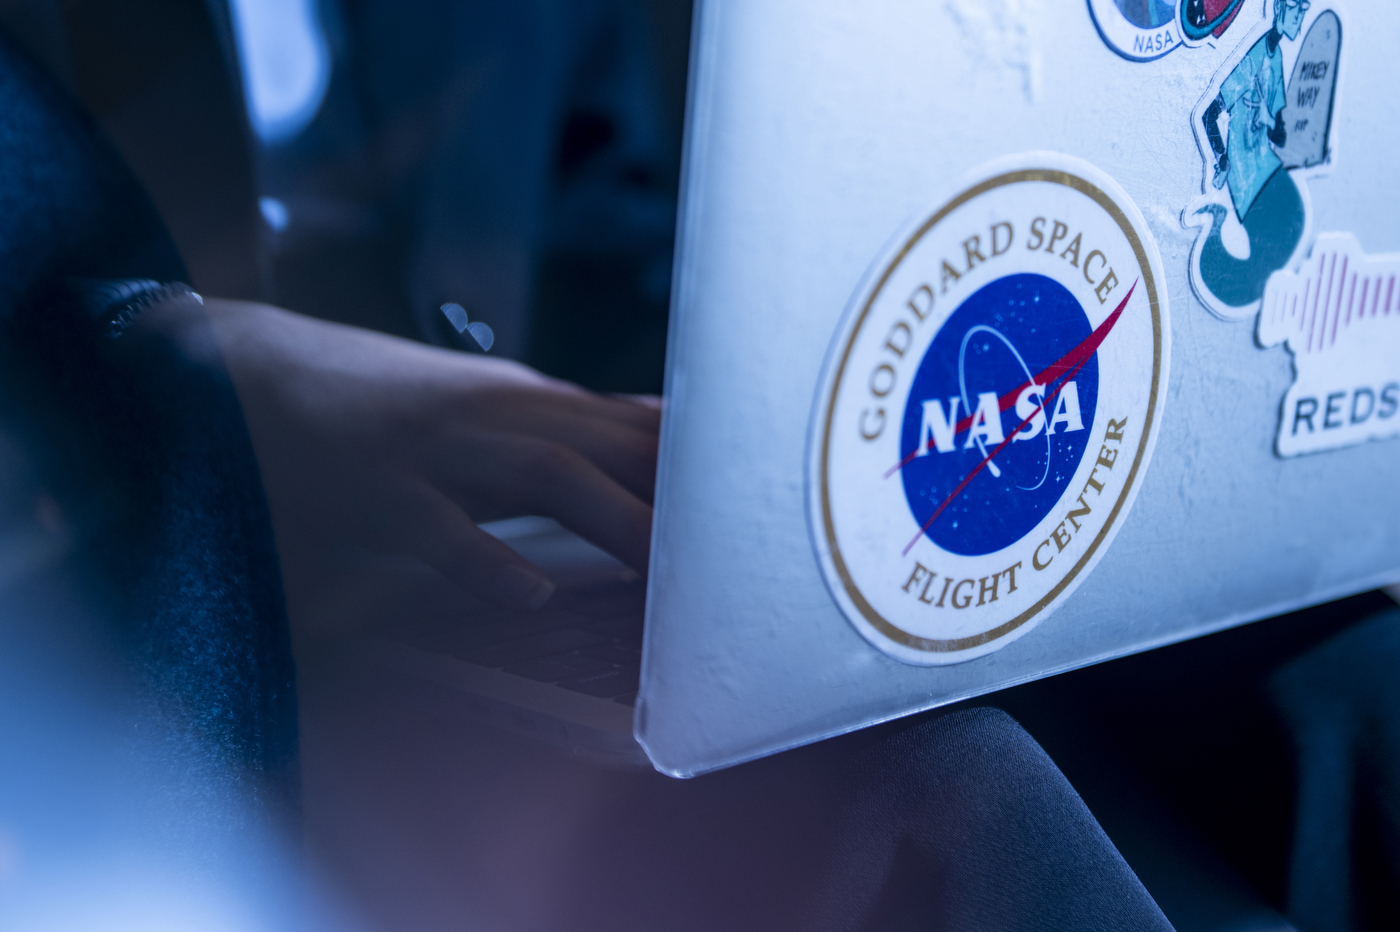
top-left (819, 169), bottom-right (1163, 653)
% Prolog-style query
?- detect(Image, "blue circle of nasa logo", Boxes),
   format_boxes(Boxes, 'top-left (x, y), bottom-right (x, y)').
top-left (900, 273), bottom-right (1101, 557)
top-left (809, 154), bottom-right (1170, 665)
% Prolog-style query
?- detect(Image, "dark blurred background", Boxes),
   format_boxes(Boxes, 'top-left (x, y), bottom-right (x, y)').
top-left (252, 0), bottom-right (693, 394)
top-left (0, 0), bottom-right (693, 394)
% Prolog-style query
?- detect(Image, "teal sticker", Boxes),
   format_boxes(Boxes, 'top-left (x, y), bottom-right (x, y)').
top-left (1183, 1), bottom-right (1342, 320)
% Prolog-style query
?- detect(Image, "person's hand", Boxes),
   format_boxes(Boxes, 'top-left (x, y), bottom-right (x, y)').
top-left (148, 297), bottom-right (658, 613)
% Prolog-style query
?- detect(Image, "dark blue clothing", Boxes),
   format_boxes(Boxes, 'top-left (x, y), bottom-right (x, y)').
top-left (0, 25), bottom-right (297, 827)
top-left (805, 707), bottom-right (1172, 932)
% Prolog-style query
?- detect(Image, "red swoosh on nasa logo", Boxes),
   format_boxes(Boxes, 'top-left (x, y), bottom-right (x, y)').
top-left (898, 280), bottom-right (1137, 557)
top-left (885, 279), bottom-right (1137, 479)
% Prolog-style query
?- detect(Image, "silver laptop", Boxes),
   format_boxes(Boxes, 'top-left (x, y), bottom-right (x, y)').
top-left (366, 0), bottom-right (1400, 777)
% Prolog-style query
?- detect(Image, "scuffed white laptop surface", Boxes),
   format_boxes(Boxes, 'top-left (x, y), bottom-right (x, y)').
top-left (637, 0), bottom-right (1400, 776)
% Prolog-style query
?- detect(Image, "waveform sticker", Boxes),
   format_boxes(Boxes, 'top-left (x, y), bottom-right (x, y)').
top-left (1260, 233), bottom-right (1400, 457)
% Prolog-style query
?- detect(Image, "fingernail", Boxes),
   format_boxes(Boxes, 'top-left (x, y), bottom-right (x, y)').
top-left (502, 564), bottom-right (555, 610)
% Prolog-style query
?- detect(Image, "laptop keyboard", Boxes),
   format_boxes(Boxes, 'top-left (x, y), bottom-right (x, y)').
top-left (424, 578), bottom-right (646, 706)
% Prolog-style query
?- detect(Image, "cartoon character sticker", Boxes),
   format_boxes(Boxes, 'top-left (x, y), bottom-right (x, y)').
top-left (1088, 0), bottom-right (1248, 61)
top-left (1183, 0), bottom-right (1342, 319)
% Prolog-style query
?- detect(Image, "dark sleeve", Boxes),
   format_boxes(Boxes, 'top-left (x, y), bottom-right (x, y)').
top-left (0, 25), bottom-right (299, 826)
top-left (0, 28), bottom-right (185, 312)
top-left (803, 708), bottom-right (1173, 931)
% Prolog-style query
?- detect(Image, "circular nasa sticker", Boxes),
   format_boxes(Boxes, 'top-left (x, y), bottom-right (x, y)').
top-left (809, 154), bottom-right (1169, 665)
top-left (1087, 0), bottom-right (1248, 61)
top-left (1087, 0), bottom-right (1185, 61)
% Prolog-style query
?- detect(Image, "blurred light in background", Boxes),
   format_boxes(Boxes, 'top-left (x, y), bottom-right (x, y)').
top-left (259, 196), bottom-right (290, 233)
top-left (227, 0), bottom-right (331, 143)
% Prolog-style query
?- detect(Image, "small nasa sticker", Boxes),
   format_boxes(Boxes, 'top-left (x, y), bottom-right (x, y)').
top-left (1088, 0), bottom-right (1248, 62)
top-left (809, 154), bottom-right (1169, 665)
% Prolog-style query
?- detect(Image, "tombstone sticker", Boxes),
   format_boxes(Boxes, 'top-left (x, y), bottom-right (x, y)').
top-left (1277, 11), bottom-right (1341, 170)
top-left (1181, 0), bottom-right (1346, 320)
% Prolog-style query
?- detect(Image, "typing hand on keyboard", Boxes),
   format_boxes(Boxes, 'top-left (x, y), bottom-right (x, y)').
top-left (148, 298), bottom-right (659, 615)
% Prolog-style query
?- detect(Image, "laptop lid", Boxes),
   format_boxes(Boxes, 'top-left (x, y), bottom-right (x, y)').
top-left (638, 0), bottom-right (1398, 776)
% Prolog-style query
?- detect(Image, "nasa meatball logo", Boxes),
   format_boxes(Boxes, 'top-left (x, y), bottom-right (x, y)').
top-left (809, 155), bottom-right (1170, 665)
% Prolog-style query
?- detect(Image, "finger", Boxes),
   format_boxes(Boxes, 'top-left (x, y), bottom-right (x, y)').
top-left (515, 444), bottom-right (655, 573)
top-left (512, 386), bottom-right (662, 435)
top-left (491, 411), bottom-right (659, 503)
top-left (381, 481), bottom-right (557, 610)
top-left (591, 393), bottom-right (662, 432)
top-left (424, 353), bottom-right (662, 433)
top-left (438, 395), bottom-right (659, 501)
top-left (612, 393), bottom-right (663, 413)
top-left (460, 437), bottom-right (655, 573)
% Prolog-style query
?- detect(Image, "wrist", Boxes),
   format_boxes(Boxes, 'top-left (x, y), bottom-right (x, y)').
top-left (70, 278), bottom-right (199, 340)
